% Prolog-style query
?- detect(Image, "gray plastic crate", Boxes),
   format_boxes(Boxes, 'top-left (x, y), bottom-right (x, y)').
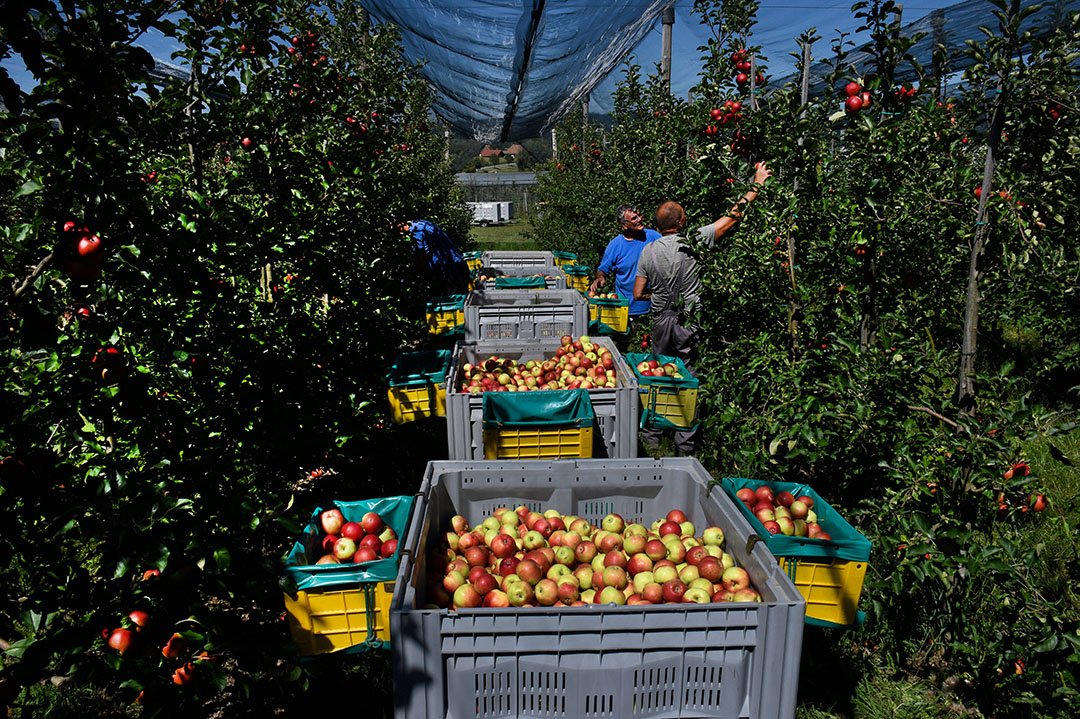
top-left (463, 289), bottom-right (589, 341)
top-left (446, 337), bottom-right (638, 459)
top-left (474, 265), bottom-right (567, 291)
top-left (390, 458), bottom-right (806, 719)
top-left (482, 250), bottom-right (555, 270)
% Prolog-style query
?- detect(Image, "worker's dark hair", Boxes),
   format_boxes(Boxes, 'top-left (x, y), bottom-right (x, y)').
top-left (616, 205), bottom-right (639, 226)
top-left (655, 201), bottom-right (685, 232)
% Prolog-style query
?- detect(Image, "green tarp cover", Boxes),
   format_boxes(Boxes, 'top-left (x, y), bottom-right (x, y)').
top-left (625, 353), bottom-right (700, 389)
top-left (494, 276), bottom-right (547, 289)
top-left (562, 264), bottom-right (591, 276)
top-left (640, 407), bottom-right (699, 432)
top-left (720, 478), bottom-right (872, 562)
top-left (463, 251), bottom-right (484, 260)
top-left (552, 251), bottom-right (578, 262)
top-left (282, 495), bottom-right (416, 591)
top-left (482, 388), bottom-right (594, 429)
top-left (589, 319), bottom-right (630, 336)
top-left (426, 294), bottom-right (466, 312)
top-left (387, 350), bottom-right (452, 387)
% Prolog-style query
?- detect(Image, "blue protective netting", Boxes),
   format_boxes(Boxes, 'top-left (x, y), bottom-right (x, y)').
top-left (358, 0), bottom-right (1077, 141)
top-left (360, 0), bottom-right (676, 141)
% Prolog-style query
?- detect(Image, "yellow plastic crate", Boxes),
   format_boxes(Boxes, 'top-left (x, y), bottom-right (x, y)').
top-left (464, 251), bottom-right (484, 272)
top-left (388, 383), bottom-right (446, 424)
top-left (779, 555), bottom-right (868, 626)
top-left (552, 251), bottom-right (578, 267)
top-left (641, 384), bottom-right (699, 429)
top-left (426, 307), bottom-right (465, 335)
top-left (284, 580), bottom-right (394, 656)
top-left (566, 275), bottom-right (590, 293)
top-left (590, 299), bottom-right (629, 333)
top-left (483, 426), bottom-right (593, 459)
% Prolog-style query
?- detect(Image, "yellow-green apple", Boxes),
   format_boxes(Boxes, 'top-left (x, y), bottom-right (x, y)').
top-left (665, 541), bottom-right (686, 563)
top-left (721, 566), bottom-right (750, 592)
top-left (483, 589), bottom-right (510, 608)
top-left (553, 546), bottom-right (575, 566)
top-left (581, 588), bottom-right (597, 603)
top-left (776, 517), bottom-right (795, 536)
top-left (601, 513), bottom-right (625, 533)
top-left (680, 520), bottom-right (696, 537)
top-left (320, 508), bottom-right (345, 535)
top-left (702, 526), bottom-right (725, 547)
top-left (443, 570), bottom-right (466, 594)
top-left (789, 500), bottom-right (810, 520)
top-left (522, 530), bottom-right (545, 550)
top-left (534, 578), bottom-right (559, 606)
top-left (547, 564), bottom-right (571, 581)
top-left (653, 563), bottom-right (678, 584)
top-left (561, 531), bottom-right (582, 551)
top-left (732, 588), bottom-right (762, 602)
top-left (506, 581), bottom-right (534, 607)
top-left (598, 586), bottom-right (626, 605)
top-left (793, 519), bottom-right (809, 537)
top-left (623, 534), bottom-right (646, 555)
top-left (678, 565), bottom-right (700, 584)
top-left (572, 564), bottom-right (593, 589)
top-left (689, 578), bottom-right (713, 594)
top-left (683, 587), bottom-right (711, 603)
top-left (481, 516), bottom-right (500, 532)
top-left (333, 537), bottom-right (357, 561)
top-left (602, 566), bottom-right (628, 590)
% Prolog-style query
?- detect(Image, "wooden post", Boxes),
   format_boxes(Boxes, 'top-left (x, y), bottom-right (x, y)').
top-left (931, 8), bottom-right (946, 99)
top-left (661, 7), bottom-right (674, 92)
top-left (444, 129), bottom-right (450, 163)
top-left (749, 55), bottom-right (758, 112)
top-left (958, 0), bottom-right (1022, 413)
top-left (551, 127), bottom-right (557, 162)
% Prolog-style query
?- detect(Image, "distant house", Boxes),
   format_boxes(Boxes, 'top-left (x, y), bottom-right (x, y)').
top-left (479, 145), bottom-right (503, 159)
top-left (504, 143), bottom-right (526, 159)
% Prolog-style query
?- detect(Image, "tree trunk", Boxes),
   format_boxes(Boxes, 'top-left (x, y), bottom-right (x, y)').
top-left (956, 0), bottom-right (1021, 412)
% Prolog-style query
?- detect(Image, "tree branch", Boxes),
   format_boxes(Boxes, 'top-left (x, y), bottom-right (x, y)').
top-left (12, 252), bottom-right (54, 299)
top-left (907, 404), bottom-right (959, 429)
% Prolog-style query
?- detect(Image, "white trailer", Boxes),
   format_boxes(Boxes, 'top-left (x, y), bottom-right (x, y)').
top-left (467, 201), bottom-right (514, 226)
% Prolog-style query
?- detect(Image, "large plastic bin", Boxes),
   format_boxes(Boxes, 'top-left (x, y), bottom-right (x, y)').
top-left (483, 250), bottom-right (555, 270)
top-left (463, 289), bottom-right (588, 341)
top-left (390, 458), bottom-right (806, 719)
top-left (720, 478), bottom-right (871, 627)
top-left (446, 337), bottom-right (639, 459)
top-left (474, 265), bottom-right (566, 291)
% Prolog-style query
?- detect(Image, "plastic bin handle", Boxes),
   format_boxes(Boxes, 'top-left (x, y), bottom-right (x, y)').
top-left (745, 534), bottom-right (764, 557)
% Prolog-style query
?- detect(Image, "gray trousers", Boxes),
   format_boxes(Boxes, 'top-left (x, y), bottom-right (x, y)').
top-left (640, 308), bottom-right (699, 455)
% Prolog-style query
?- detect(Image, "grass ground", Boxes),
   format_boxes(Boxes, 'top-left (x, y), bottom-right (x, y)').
top-left (469, 219), bottom-right (536, 250)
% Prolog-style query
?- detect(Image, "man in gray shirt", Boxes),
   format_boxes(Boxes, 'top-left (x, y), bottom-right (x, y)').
top-left (633, 162), bottom-right (772, 455)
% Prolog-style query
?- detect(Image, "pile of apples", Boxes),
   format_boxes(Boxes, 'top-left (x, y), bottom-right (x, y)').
top-left (426, 506), bottom-right (765, 610)
top-left (457, 335), bottom-right (619, 393)
top-left (735, 484), bottom-right (832, 540)
top-left (586, 290), bottom-right (621, 300)
top-left (309, 508), bottom-right (398, 565)
top-left (633, 357), bottom-right (686, 379)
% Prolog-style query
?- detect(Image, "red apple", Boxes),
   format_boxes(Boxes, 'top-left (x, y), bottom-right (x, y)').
top-left (453, 583), bottom-right (483, 608)
top-left (380, 538), bottom-right (398, 558)
top-left (315, 554), bottom-right (339, 565)
top-left (340, 522), bottom-right (363, 541)
top-left (320, 534), bottom-right (338, 554)
top-left (360, 533), bottom-right (382, 551)
top-left (658, 521), bottom-right (681, 537)
top-left (754, 486), bottom-right (774, 504)
top-left (736, 488), bottom-right (755, 503)
top-left (665, 509), bottom-right (688, 524)
top-left (108, 628), bottom-right (134, 654)
top-left (775, 491), bottom-right (795, 508)
top-left (473, 572), bottom-right (498, 596)
top-left (662, 579), bottom-right (687, 603)
top-left (353, 546), bottom-right (378, 563)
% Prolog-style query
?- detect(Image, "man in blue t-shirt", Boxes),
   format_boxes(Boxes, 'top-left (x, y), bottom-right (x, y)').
top-left (406, 219), bottom-right (470, 295)
top-left (589, 205), bottom-right (660, 331)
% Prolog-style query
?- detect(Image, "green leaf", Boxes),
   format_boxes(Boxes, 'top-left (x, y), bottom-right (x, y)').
top-left (213, 548), bottom-right (231, 572)
top-left (14, 180), bottom-right (43, 197)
